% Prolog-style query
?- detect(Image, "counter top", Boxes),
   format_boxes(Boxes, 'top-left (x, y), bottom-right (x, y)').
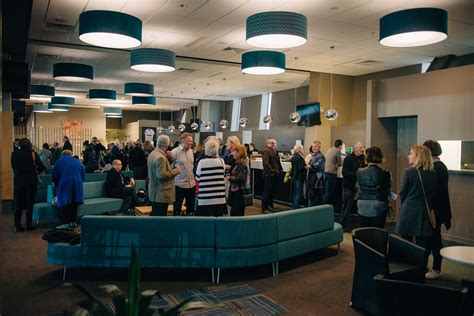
top-left (250, 159), bottom-right (291, 172)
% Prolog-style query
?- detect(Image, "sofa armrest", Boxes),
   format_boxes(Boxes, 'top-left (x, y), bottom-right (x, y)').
top-left (388, 234), bottom-right (426, 267)
top-left (47, 185), bottom-right (56, 204)
top-left (354, 239), bottom-right (390, 276)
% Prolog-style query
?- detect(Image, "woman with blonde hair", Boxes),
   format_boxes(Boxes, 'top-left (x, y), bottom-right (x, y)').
top-left (226, 144), bottom-right (249, 216)
top-left (291, 144), bottom-right (306, 209)
top-left (396, 145), bottom-right (437, 249)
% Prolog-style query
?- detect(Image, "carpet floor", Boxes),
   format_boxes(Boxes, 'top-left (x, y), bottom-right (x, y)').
top-left (0, 202), bottom-right (471, 315)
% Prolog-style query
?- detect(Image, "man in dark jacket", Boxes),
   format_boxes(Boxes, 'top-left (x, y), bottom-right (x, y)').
top-left (91, 137), bottom-right (106, 166)
top-left (106, 159), bottom-right (137, 214)
top-left (62, 136), bottom-right (73, 151)
top-left (340, 141), bottom-right (367, 225)
top-left (82, 140), bottom-right (99, 173)
top-left (261, 138), bottom-right (283, 213)
top-left (129, 141), bottom-right (147, 179)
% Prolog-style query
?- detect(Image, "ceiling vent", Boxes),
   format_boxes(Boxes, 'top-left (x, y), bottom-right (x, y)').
top-left (36, 53), bottom-right (59, 60)
top-left (176, 67), bottom-right (196, 73)
top-left (355, 60), bottom-right (382, 66)
top-left (222, 47), bottom-right (246, 54)
top-left (43, 22), bottom-right (75, 32)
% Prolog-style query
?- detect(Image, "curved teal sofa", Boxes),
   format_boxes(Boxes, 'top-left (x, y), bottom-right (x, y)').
top-left (47, 205), bottom-right (343, 283)
top-left (36, 170), bottom-right (134, 203)
top-left (33, 178), bottom-right (145, 223)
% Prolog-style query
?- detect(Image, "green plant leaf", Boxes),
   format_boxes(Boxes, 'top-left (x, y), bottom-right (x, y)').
top-left (138, 290), bottom-right (157, 316)
top-left (127, 244), bottom-right (141, 316)
top-left (100, 284), bottom-right (126, 316)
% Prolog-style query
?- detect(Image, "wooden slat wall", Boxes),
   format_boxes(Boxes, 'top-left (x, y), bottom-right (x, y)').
top-left (28, 127), bottom-right (92, 157)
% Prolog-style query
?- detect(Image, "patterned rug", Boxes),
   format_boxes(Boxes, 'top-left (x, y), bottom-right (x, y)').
top-left (151, 283), bottom-right (287, 315)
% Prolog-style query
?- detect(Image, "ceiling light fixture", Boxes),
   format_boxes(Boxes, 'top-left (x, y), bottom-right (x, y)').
top-left (30, 85), bottom-right (55, 99)
top-left (106, 115), bottom-right (122, 118)
top-left (33, 104), bottom-right (53, 113)
top-left (379, 8), bottom-right (448, 47)
top-left (124, 82), bottom-right (154, 97)
top-left (241, 51), bottom-right (285, 75)
top-left (50, 96), bottom-right (75, 106)
top-left (325, 46), bottom-right (339, 121)
top-left (48, 104), bottom-right (69, 112)
top-left (53, 63), bottom-right (93, 82)
top-left (132, 96), bottom-right (156, 106)
top-left (89, 89), bottom-right (117, 101)
top-left (246, 11), bottom-right (307, 48)
top-left (103, 107), bottom-right (122, 116)
top-left (131, 48), bottom-right (176, 72)
top-left (79, 10), bottom-right (142, 49)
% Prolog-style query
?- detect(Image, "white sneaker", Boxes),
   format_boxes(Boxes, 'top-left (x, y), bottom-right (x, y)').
top-left (425, 269), bottom-right (441, 280)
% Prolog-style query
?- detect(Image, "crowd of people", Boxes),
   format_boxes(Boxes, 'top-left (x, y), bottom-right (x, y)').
top-left (11, 134), bottom-right (451, 280)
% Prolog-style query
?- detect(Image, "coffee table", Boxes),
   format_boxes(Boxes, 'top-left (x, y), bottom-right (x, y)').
top-left (440, 246), bottom-right (474, 267)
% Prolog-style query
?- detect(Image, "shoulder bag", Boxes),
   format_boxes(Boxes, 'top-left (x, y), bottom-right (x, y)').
top-left (416, 169), bottom-right (436, 229)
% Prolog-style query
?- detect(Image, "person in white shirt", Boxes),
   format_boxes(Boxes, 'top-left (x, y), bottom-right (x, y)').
top-left (170, 133), bottom-right (196, 216)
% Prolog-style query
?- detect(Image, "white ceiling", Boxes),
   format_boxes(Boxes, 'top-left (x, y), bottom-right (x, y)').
top-left (26, 0), bottom-right (474, 109)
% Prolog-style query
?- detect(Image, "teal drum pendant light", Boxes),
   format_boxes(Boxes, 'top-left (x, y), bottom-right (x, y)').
top-left (246, 11), bottom-right (307, 48)
top-left (48, 104), bottom-right (70, 112)
top-left (131, 48), bottom-right (176, 72)
top-left (79, 10), bottom-right (142, 49)
top-left (379, 8), bottom-right (448, 47)
top-left (89, 89), bottom-right (117, 101)
top-left (50, 96), bottom-right (75, 106)
top-left (30, 85), bottom-right (55, 99)
top-left (124, 83), bottom-right (154, 97)
top-left (53, 63), bottom-right (93, 82)
top-left (132, 96), bottom-right (156, 106)
top-left (33, 104), bottom-right (52, 113)
top-left (241, 51), bottom-right (285, 75)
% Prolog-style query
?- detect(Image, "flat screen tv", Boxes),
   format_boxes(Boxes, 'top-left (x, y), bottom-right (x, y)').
top-left (296, 102), bottom-right (321, 127)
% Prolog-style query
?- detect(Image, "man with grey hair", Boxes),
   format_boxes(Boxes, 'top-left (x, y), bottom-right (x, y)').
top-left (171, 133), bottom-right (195, 216)
top-left (261, 137), bottom-right (282, 213)
top-left (340, 141), bottom-right (366, 225)
top-left (148, 135), bottom-right (181, 216)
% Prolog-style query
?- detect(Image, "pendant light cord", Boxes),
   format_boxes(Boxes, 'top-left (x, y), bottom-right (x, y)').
top-left (330, 45), bottom-right (335, 110)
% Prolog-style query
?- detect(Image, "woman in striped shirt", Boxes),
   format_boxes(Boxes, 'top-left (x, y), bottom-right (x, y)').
top-left (195, 140), bottom-right (227, 216)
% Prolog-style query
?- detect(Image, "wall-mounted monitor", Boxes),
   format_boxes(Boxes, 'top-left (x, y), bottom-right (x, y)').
top-left (296, 102), bottom-right (321, 127)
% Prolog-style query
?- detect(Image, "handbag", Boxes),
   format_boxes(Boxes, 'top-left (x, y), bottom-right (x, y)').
top-left (416, 169), bottom-right (437, 229)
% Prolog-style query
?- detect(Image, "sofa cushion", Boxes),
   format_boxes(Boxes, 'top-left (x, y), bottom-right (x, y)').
top-left (216, 245), bottom-right (278, 268)
top-left (276, 205), bottom-right (334, 242)
top-left (80, 216), bottom-right (216, 248)
top-left (83, 181), bottom-right (106, 199)
top-left (278, 223), bottom-right (343, 260)
top-left (77, 198), bottom-right (123, 216)
top-left (78, 246), bottom-right (215, 268)
top-left (215, 214), bottom-right (278, 248)
top-left (33, 202), bottom-right (58, 220)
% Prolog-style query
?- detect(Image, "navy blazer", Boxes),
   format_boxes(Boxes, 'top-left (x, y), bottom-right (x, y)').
top-left (396, 167), bottom-right (437, 237)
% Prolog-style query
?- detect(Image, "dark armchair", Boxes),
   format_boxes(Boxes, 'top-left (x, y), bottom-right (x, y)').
top-left (374, 274), bottom-right (473, 316)
top-left (350, 227), bottom-right (427, 315)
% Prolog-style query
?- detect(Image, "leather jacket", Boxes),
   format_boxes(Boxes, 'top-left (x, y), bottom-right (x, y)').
top-left (357, 164), bottom-right (391, 202)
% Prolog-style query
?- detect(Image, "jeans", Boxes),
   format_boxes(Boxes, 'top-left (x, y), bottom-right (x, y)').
top-left (173, 186), bottom-right (196, 216)
top-left (428, 224), bottom-right (443, 270)
top-left (262, 174), bottom-right (279, 211)
top-left (340, 188), bottom-right (357, 224)
top-left (59, 203), bottom-right (78, 225)
top-left (291, 180), bottom-right (304, 209)
top-left (323, 172), bottom-right (337, 205)
top-left (228, 189), bottom-right (245, 216)
top-left (151, 202), bottom-right (168, 216)
top-left (14, 183), bottom-right (37, 228)
top-left (359, 213), bottom-right (387, 229)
